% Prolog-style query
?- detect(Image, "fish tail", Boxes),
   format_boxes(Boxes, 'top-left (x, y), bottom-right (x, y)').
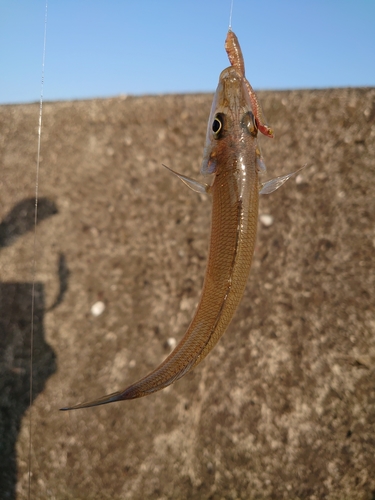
top-left (60, 391), bottom-right (123, 410)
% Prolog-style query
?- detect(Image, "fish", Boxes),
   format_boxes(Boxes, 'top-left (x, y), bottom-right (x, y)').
top-left (61, 29), bottom-right (302, 410)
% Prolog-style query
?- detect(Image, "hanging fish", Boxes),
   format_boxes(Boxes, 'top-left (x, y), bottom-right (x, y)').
top-left (61, 30), bottom-right (303, 410)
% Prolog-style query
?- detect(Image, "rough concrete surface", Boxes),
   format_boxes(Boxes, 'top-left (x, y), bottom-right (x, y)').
top-left (0, 87), bottom-right (374, 499)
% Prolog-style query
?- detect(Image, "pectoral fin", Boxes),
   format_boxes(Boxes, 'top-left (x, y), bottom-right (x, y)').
top-left (259, 165), bottom-right (306, 195)
top-left (163, 164), bottom-right (210, 194)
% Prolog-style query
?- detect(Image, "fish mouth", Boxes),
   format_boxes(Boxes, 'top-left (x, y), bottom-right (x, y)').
top-left (217, 67), bottom-right (253, 117)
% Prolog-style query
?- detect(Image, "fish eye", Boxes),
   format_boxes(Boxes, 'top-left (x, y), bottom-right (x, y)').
top-left (243, 111), bottom-right (257, 137)
top-left (212, 113), bottom-right (224, 137)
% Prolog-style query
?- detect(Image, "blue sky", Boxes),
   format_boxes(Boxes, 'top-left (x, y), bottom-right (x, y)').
top-left (1, 0), bottom-right (374, 104)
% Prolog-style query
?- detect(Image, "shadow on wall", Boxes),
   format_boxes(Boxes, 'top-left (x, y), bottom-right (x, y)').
top-left (0, 198), bottom-right (68, 499)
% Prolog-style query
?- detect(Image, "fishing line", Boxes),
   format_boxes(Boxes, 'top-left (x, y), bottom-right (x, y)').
top-left (28, 2), bottom-right (48, 498)
top-left (229, 0), bottom-right (234, 29)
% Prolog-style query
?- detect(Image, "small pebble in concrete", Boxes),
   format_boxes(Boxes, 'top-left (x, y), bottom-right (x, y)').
top-left (296, 173), bottom-right (304, 185)
top-left (91, 301), bottom-right (105, 317)
top-left (260, 214), bottom-right (274, 227)
top-left (166, 337), bottom-right (177, 350)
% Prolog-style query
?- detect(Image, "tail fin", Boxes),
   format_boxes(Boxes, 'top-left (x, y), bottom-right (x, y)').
top-left (60, 391), bottom-right (123, 411)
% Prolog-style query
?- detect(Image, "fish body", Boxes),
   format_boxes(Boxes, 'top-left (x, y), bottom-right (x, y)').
top-left (61, 30), bottom-right (300, 410)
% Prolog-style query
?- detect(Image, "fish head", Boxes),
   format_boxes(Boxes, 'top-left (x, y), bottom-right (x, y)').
top-left (201, 66), bottom-right (257, 176)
